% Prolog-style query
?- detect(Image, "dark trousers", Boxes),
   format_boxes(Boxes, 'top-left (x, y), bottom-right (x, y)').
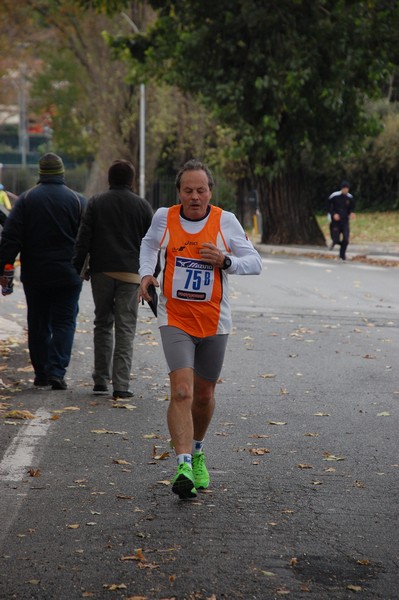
top-left (330, 221), bottom-right (350, 259)
top-left (23, 282), bottom-right (82, 380)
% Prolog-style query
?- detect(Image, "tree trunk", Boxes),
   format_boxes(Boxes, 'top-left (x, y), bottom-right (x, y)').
top-left (255, 170), bottom-right (325, 245)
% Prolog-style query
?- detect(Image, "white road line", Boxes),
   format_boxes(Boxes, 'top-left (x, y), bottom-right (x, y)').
top-left (0, 407), bottom-right (52, 481)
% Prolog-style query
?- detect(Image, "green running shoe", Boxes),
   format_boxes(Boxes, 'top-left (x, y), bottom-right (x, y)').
top-left (192, 451), bottom-right (210, 489)
top-left (171, 463), bottom-right (197, 499)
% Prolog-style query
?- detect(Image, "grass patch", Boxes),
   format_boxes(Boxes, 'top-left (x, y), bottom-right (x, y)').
top-left (317, 211), bottom-right (399, 244)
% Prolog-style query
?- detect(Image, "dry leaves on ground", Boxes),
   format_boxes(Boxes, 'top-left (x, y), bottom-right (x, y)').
top-left (4, 409), bottom-right (35, 419)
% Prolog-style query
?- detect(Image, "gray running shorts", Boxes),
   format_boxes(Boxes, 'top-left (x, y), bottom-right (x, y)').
top-left (159, 326), bottom-right (229, 382)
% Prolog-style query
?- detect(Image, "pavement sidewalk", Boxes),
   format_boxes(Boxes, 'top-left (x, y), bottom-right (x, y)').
top-left (253, 239), bottom-right (399, 265)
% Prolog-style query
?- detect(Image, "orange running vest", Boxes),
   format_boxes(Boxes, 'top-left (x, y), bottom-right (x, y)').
top-left (160, 204), bottom-right (229, 337)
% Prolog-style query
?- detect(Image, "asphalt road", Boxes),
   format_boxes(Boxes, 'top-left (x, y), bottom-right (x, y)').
top-left (0, 255), bottom-right (398, 599)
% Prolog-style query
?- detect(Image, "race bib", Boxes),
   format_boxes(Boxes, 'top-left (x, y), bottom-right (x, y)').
top-left (172, 256), bottom-right (214, 301)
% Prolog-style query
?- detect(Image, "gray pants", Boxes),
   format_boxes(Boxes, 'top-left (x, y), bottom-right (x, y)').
top-left (90, 273), bottom-right (139, 392)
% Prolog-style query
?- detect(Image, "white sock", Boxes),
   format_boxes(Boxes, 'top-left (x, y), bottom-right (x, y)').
top-left (193, 439), bottom-right (204, 454)
top-left (176, 453), bottom-right (192, 467)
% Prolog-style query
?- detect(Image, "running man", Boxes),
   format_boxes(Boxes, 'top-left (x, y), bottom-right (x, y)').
top-left (139, 159), bottom-right (262, 499)
top-left (327, 180), bottom-right (356, 260)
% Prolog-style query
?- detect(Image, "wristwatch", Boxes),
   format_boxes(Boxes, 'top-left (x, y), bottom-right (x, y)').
top-left (221, 256), bottom-right (232, 270)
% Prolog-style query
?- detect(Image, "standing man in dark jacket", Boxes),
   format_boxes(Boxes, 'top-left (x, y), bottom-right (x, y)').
top-left (327, 180), bottom-right (356, 261)
top-left (73, 159), bottom-right (153, 399)
top-left (0, 153), bottom-right (86, 389)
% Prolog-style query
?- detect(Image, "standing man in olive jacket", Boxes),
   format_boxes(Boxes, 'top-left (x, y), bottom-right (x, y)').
top-left (0, 153), bottom-right (86, 390)
top-left (73, 159), bottom-right (153, 399)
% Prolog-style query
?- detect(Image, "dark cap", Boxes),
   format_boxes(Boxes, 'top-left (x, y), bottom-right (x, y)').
top-left (108, 160), bottom-right (135, 187)
top-left (39, 153), bottom-right (65, 176)
top-left (340, 180), bottom-right (350, 189)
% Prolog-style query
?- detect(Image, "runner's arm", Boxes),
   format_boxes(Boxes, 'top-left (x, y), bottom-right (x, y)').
top-left (220, 212), bottom-right (262, 275)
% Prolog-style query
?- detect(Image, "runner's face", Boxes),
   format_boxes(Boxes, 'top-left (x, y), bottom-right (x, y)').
top-left (179, 170), bottom-right (212, 220)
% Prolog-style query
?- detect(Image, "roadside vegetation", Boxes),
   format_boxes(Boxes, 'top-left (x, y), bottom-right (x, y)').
top-left (317, 212), bottom-right (399, 244)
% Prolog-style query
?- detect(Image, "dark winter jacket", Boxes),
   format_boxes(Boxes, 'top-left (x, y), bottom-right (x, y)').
top-left (73, 185), bottom-right (153, 275)
top-left (0, 175), bottom-right (86, 286)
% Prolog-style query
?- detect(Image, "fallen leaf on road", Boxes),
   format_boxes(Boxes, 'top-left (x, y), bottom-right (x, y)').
top-left (354, 480), bottom-right (365, 488)
top-left (152, 445), bottom-right (170, 460)
top-left (298, 464), bottom-right (313, 469)
top-left (313, 412), bottom-right (330, 417)
top-left (260, 373), bottom-right (276, 379)
top-left (304, 432), bottom-right (319, 437)
top-left (323, 452), bottom-right (345, 461)
top-left (121, 548), bottom-right (146, 562)
top-left (67, 524), bottom-right (80, 529)
top-left (280, 387), bottom-right (289, 395)
top-left (347, 584), bottom-right (362, 592)
top-left (377, 411), bottom-right (390, 417)
top-left (5, 410), bottom-right (35, 419)
top-left (248, 448), bottom-right (270, 455)
top-left (91, 429), bottom-right (127, 435)
top-left (138, 561), bottom-right (159, 569)
top-left (357, 559), bottom-right (370, 565)
top-left (157, 480), bottom-right (171, 486)
top-left (28, 468), bottom-right (41, 477)
top-left (103, 583), bottom-right (127, 591)
top-left (113, 459), bottom-right (131, 465)
top-left (268, 421), bottom-right (287, 425)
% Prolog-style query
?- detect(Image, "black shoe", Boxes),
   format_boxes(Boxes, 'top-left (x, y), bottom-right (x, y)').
top-left (49, 377), bottom-right (68, 390)
top-left (113, 390), bottom-right (134, 399)
top-left (34, 377), bottom-right (50, 387)
top-left (93, 384), bottom-right (108, 394)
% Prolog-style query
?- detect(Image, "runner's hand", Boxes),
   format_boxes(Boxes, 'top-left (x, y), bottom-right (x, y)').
top-left (200, 242), bottom-right (225, 267)
top-left (139, 275), bottom-right (159, 303)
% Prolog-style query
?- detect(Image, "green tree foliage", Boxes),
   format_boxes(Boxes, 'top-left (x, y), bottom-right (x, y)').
top-left (115, 0), bottom-right (398, 243)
